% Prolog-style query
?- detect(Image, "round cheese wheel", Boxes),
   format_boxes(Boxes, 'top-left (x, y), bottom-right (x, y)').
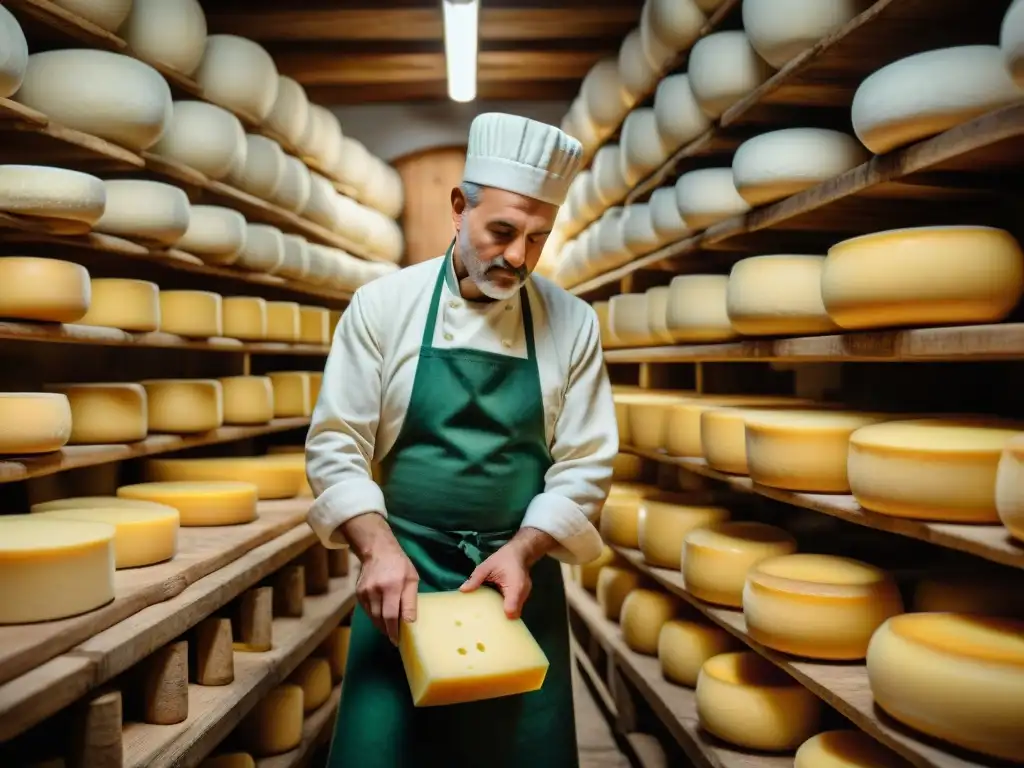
top-left (288, 657), bottom-right (333, 713)
top-left (743, 0), bottom-right (867, 70)
top-left (592, 145), bottom-right (629, 206)
top-left (142, 378), bottom-right (223, 434)
top-left (0, 256), bottom-right (90, 323)
top-left (646, 0), bottom-right (705, 54)
top-left (0, 165), bottom-right (106, 229)
top-left (320, 626), bottom-right (351, 682)
top-left (727, 254), bottom-right (838, 336)
top-left (743, 553), bottom-right (904, 660)
top-left (666, 396), bottom-right (811, 457)
top-left (658, 618), bottom-right (741, 687)
top-left (594, 301), bottom-right (618, 348)
top-left (242, 684), bottom-right (304, 756)
top-left (333, 136), bottom-right (374, 194)
top-left (639, 0), bottom-right (676, 70)
top-left (596, 566), bottom-right (643, 622)
top-left (618, 28), bottom-right (658, 100)
top-left (220, 375), bottom-right (274, 425)
top-left (274, 154), bottom-right (312, 213)
top-left (591, 207), bottom-right (630, 273)
top-left (33, 496), bottom-right (174, 513)
top-left (645, 286), bottom-right (674, 345)
top-left (849, 418), bottom-right (1022, 523)
top-left (700, 405), bottom-right (814, 475)
top-left (648, 187), bottom-right (689, 241)
top-left (682, 521), bottom-right (797, 607)
top-left (599, 487), bottom-right (648, 549)
top-left (196, 35), bottom-right (279, 121)
top-left (675, 168), bottom-right (750, 231)
top-left (731, 128), bottom-right (869, 206)
top-left (146, 457), bottom-right (300, 500)
top-left (795, 730), bottom-right (912, 768)
top-left (621, 589), bottom-right (681, 655)
top-left (851, 46), bottom-right (1022, 155)
top-left (1001, 0), bottom-right (1024, 88)
top-left (638, 494), bottom-right (730, 569)
top-left (0, 393), bottom-right (73, 454)
top-left (576, 546), bottom-right (620, 592)
top-left (159, 290), bottom-right (222, 339)
top-left (301, 105), bottom-right (344, 171)
top-left (266, 302), bottom-right (301, 343)
top-left (221, 297), bottom-right (267, 341)
top-left (0, 6), bottom-right (28, 98)
top-left (665, 274), bottom-right (738, 343)
top-left (301, 172), bottom-right (339, 230)
top-left (78, 277), bottom-right (159, 333)
top-left (653, 74), bottom-right (712, 152)
top-left (612, 390), bottom-right (634, 443)
top-left (49, 382), bottom-right (148, 445)
top-left (866, 613), bottom-right (1024, 761)
top-left (268, 370), bottom-right (313, 417)
top-left (997, 433), bottom-right (1024, 542)
top-left (266, 76), bottom-right (310, 149)
top-left (237, 224), bottom-right (285, 274)
top-left (0, 515), bottom-right (115, 624)
top-left (152, 100), bottom-right (246, 181)
top-left (688, 32), bottom-right (773, 119)
top-left (612, 452), bottom-right (644, 482)
top-left (621, 108), bottom-right (671, 186)
top-left (278, 235), bottom-right (311, 281)
top-left (570, 170), bottom-right (603, 224)
top-left (696, 651), bottom-right (821, 751)
top-left (177, 205), bottom-right (246, 260)
top-left (51, 0), bottom-right (131, 31)
top-left (299, 306), bottom-right (330, 346)
top-left (227, 135), bottom-right (286, 201)
top-left (608, 293), bottom-right (653, 347)
top-left (118, 480), bottom-right (257, 526)
top-left (94, 179), bottom-right (190, 246)
top-left (120, 0), bottom-right (208, 76)
top-left (36, 505), bottom-right (178, 569)
top-left (622, 203), bottom-right (661, 256)
top-left (626, 391), bottom-right (694, 450)
top-left (913, 573), bottom-right (1024, 618)
top-left (581, 57), bottom-right (632, 130)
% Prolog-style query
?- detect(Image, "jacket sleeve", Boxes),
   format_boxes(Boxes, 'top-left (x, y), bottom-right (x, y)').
top-left (305, 290), bottom-right (388, 548)
top-left (520, 306), bottom-right (617, 565)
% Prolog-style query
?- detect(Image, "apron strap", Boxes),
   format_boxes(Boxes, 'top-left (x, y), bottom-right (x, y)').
top-left (388, 514), bottom-right (517, 568)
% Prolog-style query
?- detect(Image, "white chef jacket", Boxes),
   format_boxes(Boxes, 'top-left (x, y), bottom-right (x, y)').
top-left (305, 252), bottom-right (618, 565)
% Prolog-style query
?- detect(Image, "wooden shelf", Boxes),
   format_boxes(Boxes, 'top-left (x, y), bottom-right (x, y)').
top-left (611, 546), bottom-right (1003, 768)
top-left (0, 417), bottom-right (312, 484)
top-left (621, 446), bottom-right (1024, 571)
top-left (255, 684), bottom-right (341, 768)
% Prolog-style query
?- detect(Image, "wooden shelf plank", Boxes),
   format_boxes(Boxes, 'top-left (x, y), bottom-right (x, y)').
top-left (255, 684), bottom-right (341, 768)
top-left (621, 446), bottom-right (1024, 571)
top-left (611, 546), bottom-right (1002, 768)
top-left (565, 578), bottom-right (794, 768)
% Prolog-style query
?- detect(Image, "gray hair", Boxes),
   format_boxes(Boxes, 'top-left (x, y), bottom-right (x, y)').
top-left (460, 181), bottom-right (483, 208)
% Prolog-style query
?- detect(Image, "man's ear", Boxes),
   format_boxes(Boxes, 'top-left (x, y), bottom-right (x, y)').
top-left (451, 187), bottom-right (466, 232)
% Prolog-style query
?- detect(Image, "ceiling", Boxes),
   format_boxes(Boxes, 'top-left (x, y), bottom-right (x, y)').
top-left (201, 0), bottom-right (644, 105)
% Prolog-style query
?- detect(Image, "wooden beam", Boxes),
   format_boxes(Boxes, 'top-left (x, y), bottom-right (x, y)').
top-left (305, 79), bottom-right (580, 105)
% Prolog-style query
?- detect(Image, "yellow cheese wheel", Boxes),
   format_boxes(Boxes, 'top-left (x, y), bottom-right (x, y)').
top-left (319, 625), bottom-right (351, 682)
top-left (299, 305), bottom-right (330, 345)
top-left (666, 396), bottom-right (811, 458)
top-left (0, 515), bottom-right (116, 624)
top-left (267, 371), bottom-right (312, 417)
top-left (46, 382), bottom-right (148, 444)
top-left (700, 405), bottom-right (815, 475)
top-left (0, 256), bottom-right (90, 323)
top-left (159, 290), bottom-right (223, 339)
top-left (145, 457), bottom-right (301, 500)
top-left (743, 554), bottom-right (904, 660)
top-left (620, 589), bottom-right (681, 655)
top-left (266, 301), bottom-right (301, 342)
top-left (35, 505), bottom-right (179, 569)
top-left (996, 434), bottom-right (1024, 542)
top-left (78, 278), bottom-right (160, 332)
top-left (262, 452), bottom-right (310, 497)
top-left (576, 545), bottom-right (619, 591)
top-left (222, 297), bottom-right (268, 341)
top-left (913, 574), bottom-right (1024, 619)
top-left (241, 684), bottom-right (304, 757)
top-left (682, 521), bottom-right (797, 608)
top-left (866, 613), bottom-right (1024, 761)
top-left (795, 730), bottom-right (912, 768)
top-left (117, 481), bottom-right (258, 526)
top-left (626, 390), bottom-right (695, 451)
top-left (849, 418), bottom-right (1022, 523)
top-left (32, 496), bottom-right (175, 514)
top-left (309, 371), bottom-right (323, 404)
top-left (219, 376), bottom-right (274, 426)
top-left (329, 309), bottom-right (342, 336)
top-left (658, 618), bottom-right (741, 688)
top-left (726, 255), bottom-right (840, 336)
top-left (0, 393), bottom-right (72, 454)
top-left (288, 656), bottom-right (333, 713)
top-left (599, 483), bottom-right (658, 548)
top-left (612, 452), bottom-right (644, 481)
top-left (142, 379), bottom-right (223, 434)
top-left (637, 494), bottom-right (730, 569)
top-left (696, 651), bottom-right (822, 751)
top-left (596, 566), bottom-right (643, 622)
top-left (200, 754), bottom-right (256, 768)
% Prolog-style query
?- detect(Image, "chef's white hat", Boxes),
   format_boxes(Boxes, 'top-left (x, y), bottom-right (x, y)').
top-left (462, 112), bottom-right (583, 207)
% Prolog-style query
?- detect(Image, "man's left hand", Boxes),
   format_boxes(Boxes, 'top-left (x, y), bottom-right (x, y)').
top-left (459, 527), bottom-right (558, 619)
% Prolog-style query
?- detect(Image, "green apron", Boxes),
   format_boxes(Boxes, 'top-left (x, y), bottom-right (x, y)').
top-left (327, 246), bottom-right (579, 768)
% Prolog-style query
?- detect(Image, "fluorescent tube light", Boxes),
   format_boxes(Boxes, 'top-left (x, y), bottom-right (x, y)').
top-left (443, 0), bottom-right (479, 103)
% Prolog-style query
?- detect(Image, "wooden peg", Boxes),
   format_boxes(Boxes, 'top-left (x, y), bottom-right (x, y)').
top-left (69, 690), bottom-right (122, 768)
top-left (303, 546), bottom-right (330, 595)
top-left (194, 618), bottom-right (234, 686)
top-left (234, 587), bottom-right (273, 652)
top-left (327, 547), bottom-right (350, 578)
top-left (274, 565), bottom-right (306, 618)
top-left (141, 641), bottom-right (188, 725)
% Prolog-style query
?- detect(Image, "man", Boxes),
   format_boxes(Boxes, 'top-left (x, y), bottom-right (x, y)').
top-left (306, 112), bottom-right (618, 768)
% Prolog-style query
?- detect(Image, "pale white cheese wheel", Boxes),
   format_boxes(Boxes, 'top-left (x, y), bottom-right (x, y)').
top-left (620, 108), bottom-right (671, 186)
top-left (360, 160), bottom-right (405, 220)
top-left (821, 226), bottom-right (1024, 330)
top-left (645, 286), bottom-right (674, 345)
top-left (177, 205), bottom-right (247, 260)
top-left (666, 274), bottom-right (737, 343)
top-left (47, 382), bottom-right (149, 444)
top-left (608, 293), bottom-right (653, 346)
top-left (78, 278), bottom-right (160, 332)
top-left (15, 50), bottom-right (173, 151)
top-left (222, 297), bottom-right (267, 341)
top-left (159, 290), bottom-right (222, 338)
top-left (0, 6), bottom-right (28, 98)
top-left (592, 145), bottom-right (630, 206)
top-left (622, 203), bottom-right (661, 255)
top-left (564, 98), bottom-right (604, 155)
top-left (621, 589), bottom-right (681, 655)
top-left (266, 76), bottom-right (311, 149)
top-left (648, 187), bottom-right (689, 241)
top-left (639, 0), bottom-right (676, 71)
top-left (688, 32), bottom-right (773, 119)
top-left (0, 165), bottom-right (105, 227)
top-left (568, 170), bottom-right (601, 224)
top-left (591, 208), bottom-right (631, 273)
top-left (659, 618), bottom-right (740, 687)
top-left (227, 135), bottom-right (286, 200)
top-left (303, 244), bottom-right (334, 286)
top-left (866, 613), bottom-right (1024, 762)
top-left (0, 256), bottom-right (90, 323)
top-left (0, 393), bottom-right (73, 454)
top-left (731, 128), bottom-right (869, 206)
top-left (727, 255), bottom-right (838, 336)
top-left (301, 105), bottom-right (344, 171)
top-left (654, 74), bottom-right (712, 151)
top-left (274, 155), bottom-right (313, 213)
top-left (646, 0), bottom-right (705, 55)
top-left (151, 101), bottom-right (246, 181)
top-left (52, 0), bottom-right (131, 32)
top-left (333, 136), bottom-right (373, 195)
top-left (142, 379), bottom-right (223, 433)
top-left (624, 393), bottom-right (693, 451)
top-left (618, 28), bottom-right (658, 99)
top-left (638, 493), bottom-right (729, 569)
top-left (120, 0), bottom-right (208, 76)
top-left (237, 224), bottom-right (285, 274)
top-left (997, 434), bottom-right (1024, 542)
top-left (795, 730), bottom-right (913, 768)
top-left (1001, 0), bottom-right (1024, 88)
top-left (94, 180), bottom-right (190, 246)
top-left (278, 235), bottom-right (311, 281)
top-left (302, 172), bottom-right (340, 230)
top-left (675, 168), bottom-right (751, 230)
top-left (743, 0), bottom-right (866, 70)
top-left (582, 57), bottom-right (633, 130)
top-left (196, 35), bottom-right (279, 121)
top-left (851, 46), bottom-right (1023, 155)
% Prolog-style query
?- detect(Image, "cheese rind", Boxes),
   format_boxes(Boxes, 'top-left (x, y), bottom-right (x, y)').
top-left (620, 589), bottom-right (680, 655)
top-left (35, 506), bottom-right (179, 568)
top-left (219, 376), bottom-right (274, 425)
top-left (266, 301), bottom-right (301, 342)
top-left (267, 372), bottom-right (312, 417)
top-left (0, 256), bottom-right (90, 323)
top-left (78, 278), bottom-right (160, 333)
top-left (319, 626), bottom-right (351, 682)
top-left (599, 483), bottom-right (659, 548)
top-left (794, 730), bottom-right (912, 768)
top-left (666, 396), bottom-right (809, 458)
top-left (159, 291), bottom-right (223, 339)
top-left (575, 546), bottom-right (619, 591)
top-left (638, 495), bottom-right (730, 569)
top-left (727, 255), bottom-right (838, 336)
top-left (399, 588), bottom-right (549, 707)
top-left (299, 306), bottom-right (330, 346)
top-left (625, 391), bottom-right (695, 451)
top-left (996, 433), bottom-right (1024, 541)
top-left (178, 206), bottom-right (247, 260)
top-left (145, 457), bottom-right (301, 500)
top-left (142, 379), bottom-right (223, 434)
top-left (288, 657), bottom-right (333, 712)
top-left (666, 275), bottom-right (738, 343)
top-left (241, 684), bottom-right (304, 757)
top-left (46, 382), bottom-right (148, 444)
top-left (221, 297), bottom-right (268, 341)
top-left (117, 481), bottom-right (257, 526)
top-left (0, 165), bottom-right (105, 226)
top-left (658, 619), bottom-right (740, 687)
top-left (596, 566), bottom-right (643, 622)
top-left (0, 393), bottom-right (73, 454)
top-left (32, 496), bottom-right (177, 514)
top-left (95, 180), bottom-right (190, 246)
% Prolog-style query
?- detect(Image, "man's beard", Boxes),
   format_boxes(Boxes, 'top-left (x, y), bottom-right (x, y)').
top-left (459, 226), bottom-right (526, 301)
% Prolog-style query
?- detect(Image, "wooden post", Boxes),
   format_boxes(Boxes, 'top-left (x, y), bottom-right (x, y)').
top-left (69, 690), bottom-right (122, 768)
top-left (234, 587), bottom-right (273, 652)
top-left (194, 618), bottom-right (234, 686)
top-left (303, 546), bottom-right (330, 595)
top-left (327, 547), bottom-right (350, 578)
top-left (141, 641), bottom-right (189, 725)
top-left (274, 565), bottom-right (306, 617)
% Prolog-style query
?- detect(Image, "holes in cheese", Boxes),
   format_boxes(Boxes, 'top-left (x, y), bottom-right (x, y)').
top-left (142, 379), bottom-right (223, 434)
top-left (0, 515), bottom-right (116, 624)
top-left (46, 382), bottom-right (148, 444)
top-left (94, 180), bottom-right (190, 246)
top-left (682, 521), bottom-right (797, 608)
top-left (666, 396), bottom-right (811, 458)
top-left (199, 753), bottom-right (256, 768)
top-left (997, 433), bottom-right (1024, 542)
top-left (118, 481), bottom-right (257, 526)
top-left (145, 457), bottom-right (301, 500)
top-left (0, 393), bottom-right (72, 454)
top-left (266, 301), bottom-right (301, 342)
top-left (319, 626), bottom-right (351, 682)
top-left (849, 418), bottom-right (1023, 523)
top-left (726, 255), bottom-right (840, 336)
top-left (241, 684), bottom-right (304, 757)
top-left (0, 165), bottom-right (105, 228)
top-left (743, 554), bottom-right (904, 660)
top-left (159, 290), bottom-right (223, 339)
top-left (35, 505), bottom-right (179, 569)
top-left (287, 657), bottom-right (333, 713)
top-left (638, 494), bottom-right (730, 569)
top-left (151, 101), bottom-right (246, 181)
top-left (221, 297), bottom-right (268, 341)
top-left (267, 371), bottom-right (312, 418)
top-left (866, 613), bottom-right (1024, 761)
top-left (666, 274), bottom-right (738, 344)
top-left (0, 256), bottom-right (90, 324)
top-left (621, 589), bottom-right (681, 655)
top-left (600, 483), bottom-right (659, 549)
top-left (398, 588), bottom-right (549, 707)
top-left (658, 618), bottom-right (742, 687)
top-left (177, 206), bottom-right (247, 262)
top-left (77, 278), bottom-right (160, 333)
top-left (299, 306), bottom-right (330, 346)
top-left (218, 376), bottom-right (274, 426)
top-left (696, 651), bottom-right (822, 752)
top-left (596, 566), bottom-right (644, 621)
top-left (795, 730), bottom-right (913, 768)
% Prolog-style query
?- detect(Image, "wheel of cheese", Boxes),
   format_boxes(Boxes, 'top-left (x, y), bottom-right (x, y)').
top-left (302, 245), bottom-right (334, 286)
top-left (77, 278), bottom-right (160, 332)
top-left (795, 730), bottom-right (912, 768)
top-left (196, 35), bottom-right (279, 121)
top-left (242, 684), bottom-right (304, 757)
top-left (666, 396), bottom-right (811, 457)
top-left (639, 0), bottom-right (676, 70)
top-left (621, 589), bottom-right (681, 655)
top-left (237, 224), bottom-right (285, 274)
top-left (675, 168), bottom-right (750, 231)
top-left (227, 135), bottom-right (286, 201)
top-left (745, 410), bottom-right (890, 493)
top-left (653, 74), bottom-right (712, 152)
top-left (16, 50), bottom-right (172, 151)
top-left (222, 297), bottom-right (267, 341)
top-left (146, 457), bottom-right (301, 499)
top-left (0, 393), bottom-right (73, 454)
top-left (277, 235), bottom-right (311, 281)
top-left (596, 566), bottom-right (644, 622)
top-left (0, 165), bottom-right (106, 229)
top-left (648, 187), bottom-right (690, 242)
top-left (118, 480), bottom-right (257, 526)
top-left (851, 46), bottom-right (1022, 155)
top-left (622, 203), bottom-right (661, 256)
top-left (333, 136), bottom-right (374, 195)
top-left (646, 0), bottom-right (705, 56)
top-left (618, 28), bottom-right (659, 100)
top-left (120, 0), bottom-right (208, 76)
top-left (742, 0), bottom-right (867, 70)
top-left (700, 405), bottom-right (807, 475)
top-left (697, 651), bottom-right (821, 750)
top-left (849, 418), bottom-right (1022, 523)
top-left (571, 170), bottom-right (604, 224)
top-left (0, 256), bottom-right (90, 323)
top-left (47, 382), bottom-right (148, 444)
top-left (0, 515), bottom-right (116, 624)
top-left (682, 521), bottom-right (797, 607)
top-left (658, 618), bottom-right (741, 687)
top-left (913, 573), bottom-right (1024, 618)
top-left (727, 255), bottom-right (838, 336)
top-left (142, 379), bottom-right (223, 433)
top-left (1001, 0), bottom-right (1024, 88)
top-left (265, 76), bottom-right (310, 149)
top-left (51, 0), bottom-right (131, 31)
top-left (612, 453), bottom-right (644, 482)
top-left (575, 546), bottom-right (620, 592)
top-left (336, 195), bottom-right (372, 246)
top-left (620, 109), bottom-right (671, 187)
top-left (94, 180), bottom-right (190, 246)
top-left (731, 129), bottom-right (869, 206)
top-left (592, 145), bottom-right (630, 207)
top-left (612, 389), bottom-right (639, 443)
top-left (159, 290), bottom-right (222, 338)
top-left (638, 493), bottom-right (730, 569)
top-left (299, 306), bottom-right (330, 346)
top-left (320, 626), bottom-right (351, 682)
top-left (219, 376), bottom-right (274, 425)
top-left (36, 504), bottom-right (178, 568)
top-left (866, 613), bottom-right (1024, 761)
top-left (665, 274), bottom-right (738, 343)
top-left (743, 553), bottom-right (904, 660)
top-left (581, 57), bottom-right (632, 130)
top-left (288, 657), bottom-right (333, 713)
top-left (0, 6), bottom-right (28, 98)
top-left (591, 207), bottom-right (630, 273)
top-left (645, 286), bottom-right (675, 345)
top-left (33, 496), bottom-right (173, 513)
top-left (151, 101), bottom-right (246, 181)
top-left (608, 293), bottom-right (654, 347)
top-left (273, 155), bottom-right (313, 213)
top-left (177, 205), bottom-right (247, 261)
top-left (997, 433), bottom-right (1024, 542)
top-left (688, 32), bottom-right (773, 119)
top-left (268, 371), bottom-right (312, 416)
top-left (266, 301), bottom-right (301, 343)
top-left (301, 173), bottom-right (339, 230)
top-left (628, 390), bottom-right (695, 451)
top-left (301, 105), bottom-right (344, 171)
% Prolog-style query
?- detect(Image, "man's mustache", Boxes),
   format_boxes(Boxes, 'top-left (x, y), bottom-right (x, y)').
top-left (487, 257), bottom-right (527, 280)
